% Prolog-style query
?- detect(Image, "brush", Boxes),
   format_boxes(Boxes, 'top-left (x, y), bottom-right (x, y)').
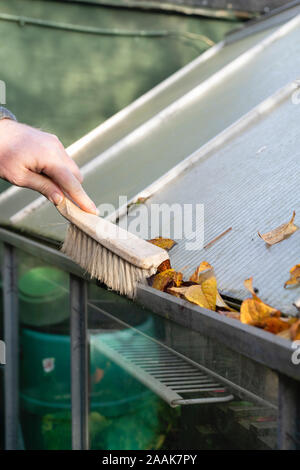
top-left (57, 198), bottom-right (169, 298)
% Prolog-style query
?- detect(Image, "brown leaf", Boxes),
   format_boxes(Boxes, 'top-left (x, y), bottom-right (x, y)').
top-left (152, 269), bottom-right (182, 292)
top-left (189, 261), bottom-right (214, 283)
top-left (148, 237), bottom-right (176, 251)
top-left (167, 286), bottom-right (190, 298)
top-left (257, 317), bottom-right (291, 334)
top-left (284, 264), bottom-right (300, 288)
top-left (157, 259), bottom-right (172, 273)
top-left (258, 211), bottom-right (298, 245)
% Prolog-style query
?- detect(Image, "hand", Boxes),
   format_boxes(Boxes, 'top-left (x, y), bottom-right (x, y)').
top-left (0, 119), bottom-right (98, 214)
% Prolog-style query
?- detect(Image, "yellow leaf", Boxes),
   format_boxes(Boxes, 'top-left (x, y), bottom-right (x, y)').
top-left (284, 264), bottom-right (300, 288)
top-left (290, 319), bottom-right (300, 341)
top-left (240, 298), bottom-right (280, 325)
top-left (184, 285), bottom-right (211, 310)
top-left (148, 237), bottom-right (176, 251)
top-left (189, 262), bottom-right (214, 283)
top-left (201, 277), bottom-right (217, 311)
top-left (277, 329), bottom-right (292, 340)
top-left (244, 277), bottom-right (261, 302)
top-left (258, 211), bottom-right (298, 245)
top-left (152, 269), bottom-right (182, 292)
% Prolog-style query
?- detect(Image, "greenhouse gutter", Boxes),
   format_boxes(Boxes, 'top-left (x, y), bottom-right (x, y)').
top-left (0, 224), bottom-right (298, 380)
top-left (1, 225), bottom-right (300, 449)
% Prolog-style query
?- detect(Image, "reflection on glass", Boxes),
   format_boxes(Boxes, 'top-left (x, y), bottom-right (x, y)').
top-left (18, 251), bottom-right (71, 450)
top-left (10, 252), bottom-right (280, 450)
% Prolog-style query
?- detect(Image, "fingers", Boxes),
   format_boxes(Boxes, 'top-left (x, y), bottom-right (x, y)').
top-left (22, 171), bottom-right (65, 205)
top-left (51, 137), bottom-right (83, 183)
top-left (43, 164), bottom-right (98, 214)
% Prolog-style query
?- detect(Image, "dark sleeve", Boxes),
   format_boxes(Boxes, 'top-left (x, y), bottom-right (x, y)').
top-left (0, 106), bottom-right (17, 121)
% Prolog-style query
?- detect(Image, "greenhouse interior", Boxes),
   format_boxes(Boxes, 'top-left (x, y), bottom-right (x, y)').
top-left (0, 0), bottom-right (300, 453)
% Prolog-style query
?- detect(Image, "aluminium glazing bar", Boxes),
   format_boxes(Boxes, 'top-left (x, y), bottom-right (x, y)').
top-left (277, 374), bottom-right (300, 450)
top-left (3, 243), bottom-right (19, 450)
top-left (70, 274), bottom-right (89, 450)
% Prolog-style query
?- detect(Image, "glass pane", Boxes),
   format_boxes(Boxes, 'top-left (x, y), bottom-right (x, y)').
top-left (17, 249), bottom-right (71, 450)
top-left (88, 283), bottom-right (278, 450)
top-left (88, 284), bottom-right (179, 450)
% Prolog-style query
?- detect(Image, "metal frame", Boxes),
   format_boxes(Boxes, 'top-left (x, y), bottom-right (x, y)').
top-left (88, 302), bottom-right (234, 406)
top-left (1, 227), bottom-right (300, 449)
top-left (70, 275), bottom-right (89, 450)
top-left (3, 244), bottom-right (19, 450)
top-left (136, 284), bottom-right (300, 450)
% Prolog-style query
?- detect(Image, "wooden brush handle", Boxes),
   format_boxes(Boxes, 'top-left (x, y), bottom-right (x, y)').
top-left (57, 198), bottom-right (169, 270)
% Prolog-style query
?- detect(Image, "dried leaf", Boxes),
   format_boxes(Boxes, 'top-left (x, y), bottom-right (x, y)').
top-left (277, 329), bottom-right (292, 340)
top-left (290, 319), bottom-right (300, 341)
top-left (201, 277), bottom-right (218, 311)
top-left (168, 275), bottom-right (217, 311)
top-left (152, 269), bottom-right (182, 292)
top-left (148, 237), bottom-right (176, 251)
top-left (284, 264), bottom-right (300, 288)
top-left (184, 285), bottom-right (211, 310)
top-left (189, 262), bottom-right (214, 283)
top-left (157, 259), bottom-right (172, 273)
top-left (167, 286), bottom-right (190, 298)
top-left (244, 277), bottom-right (261, 302)
top-left (240, 298), bottom-right (280, 325)
top-left (258, 211), bottom-right (298, 245)
top-left (257, 317), bottom-right (291, 334)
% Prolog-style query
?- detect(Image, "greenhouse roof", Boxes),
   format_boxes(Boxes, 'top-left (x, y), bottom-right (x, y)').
top-left (1, 2), bottom-right (300, 314)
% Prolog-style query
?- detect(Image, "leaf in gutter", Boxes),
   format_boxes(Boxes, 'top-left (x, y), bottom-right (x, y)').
top-left (184, 278), bottom-right (217, 311)
top-left (167, 286), bottom-right (190, 298)
top-left (184, 285), bottom-right (211, 310)
top-left (277, 329), bottom-right (292, 340)
top-left (189, 261), bottom-right (214, 283)
top-left (201, 277), bottom-right (218, 311)
top-left (257, 317), bottom-right (291, 334)
top-left (244, 277), bottom-right (261, 302)
top-left (240, 298), bottom-right (280, 325)
top-left (284, 264), bottom-right (300, 288)
top-left (290, 319), bottom-right (300, 341)
top-left (157, 259), bottom-right (172, 273)
top-left (258, 211), bottom-right (298, 245)
top-left (152, 269), bottom-right (182, 292)
top-left (148, 237), bottom-right (177, 251)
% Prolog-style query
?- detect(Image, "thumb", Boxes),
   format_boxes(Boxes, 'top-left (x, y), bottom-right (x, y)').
top-left (23, 171), bottom-right (64, 205)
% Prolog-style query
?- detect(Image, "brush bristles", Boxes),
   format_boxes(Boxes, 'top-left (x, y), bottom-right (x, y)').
top-left (61, 224), bottom-right (157, 299)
